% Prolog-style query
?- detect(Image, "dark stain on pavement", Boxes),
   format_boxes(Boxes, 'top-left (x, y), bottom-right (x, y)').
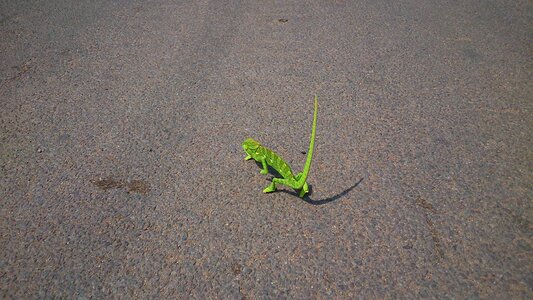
top-left (9, 59), bottom-right (32, 81)
top-left (93, 177), bottom-right (123, 190)
top-left (415, 196), bottom-right (444, 259)
top-left (425, 215), bottom-right (445, 259)
top-left (415, 196), bottom-right (436, 213)
top-left (92, 177), bottom-right (151, 195)
top-left (231, 263), bottom-right (242, 276)
top-left (127, 180), bottom-right (151, 195)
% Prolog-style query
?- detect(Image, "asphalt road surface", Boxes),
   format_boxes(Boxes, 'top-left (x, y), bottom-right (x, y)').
top-left (1, 0), bottom-right (531, 298)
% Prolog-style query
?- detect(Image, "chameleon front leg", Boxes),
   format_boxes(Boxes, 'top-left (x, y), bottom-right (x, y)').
top-left (244, 155), bottom-right (268, 174)
top-left (263, 177), bottom-right (294, 193)
top-left (263, 178), bottom-right (279, 193)
top-left (260, 159), bottom-right (268, 174)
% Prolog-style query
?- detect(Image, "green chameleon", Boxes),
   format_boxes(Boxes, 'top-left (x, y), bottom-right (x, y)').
top-left (242, 95), bottom-right (318, 197)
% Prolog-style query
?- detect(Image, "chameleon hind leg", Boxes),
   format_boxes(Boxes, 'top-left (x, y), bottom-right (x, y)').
top-left (299, 182), bottom-right (309, 198)
top-left (263, 177), bottom-right (293, 193)
top-left (264, 178), bottom-right (309, 198)
top-left (294, 173), bottom-right (309, 197)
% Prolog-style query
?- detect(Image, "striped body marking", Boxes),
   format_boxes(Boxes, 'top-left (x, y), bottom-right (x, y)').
top-left (242, 138), bottom-right (294, 179)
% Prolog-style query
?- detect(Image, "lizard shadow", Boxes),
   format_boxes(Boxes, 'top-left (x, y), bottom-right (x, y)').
top-left (277, 177), bottom-right (364, 205)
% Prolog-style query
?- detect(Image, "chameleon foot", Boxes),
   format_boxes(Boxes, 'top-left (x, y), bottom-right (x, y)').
top-left (263, 183), bottom-right (276, 193)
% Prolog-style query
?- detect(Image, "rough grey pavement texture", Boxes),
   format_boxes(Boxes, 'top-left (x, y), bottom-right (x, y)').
top-left (1, 0), bottom-right (531, 298)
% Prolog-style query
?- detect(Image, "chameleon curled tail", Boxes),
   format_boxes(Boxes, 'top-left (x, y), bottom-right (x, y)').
top-left (242, 95), bottom-right (318, 198)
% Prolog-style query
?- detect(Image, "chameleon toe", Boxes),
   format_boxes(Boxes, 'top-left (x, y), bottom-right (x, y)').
top-left (263, 185), bottom-right (276, 193)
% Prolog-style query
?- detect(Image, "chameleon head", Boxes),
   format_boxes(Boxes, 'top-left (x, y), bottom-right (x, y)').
top-left (242, 138), bottom-right (260, 156)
